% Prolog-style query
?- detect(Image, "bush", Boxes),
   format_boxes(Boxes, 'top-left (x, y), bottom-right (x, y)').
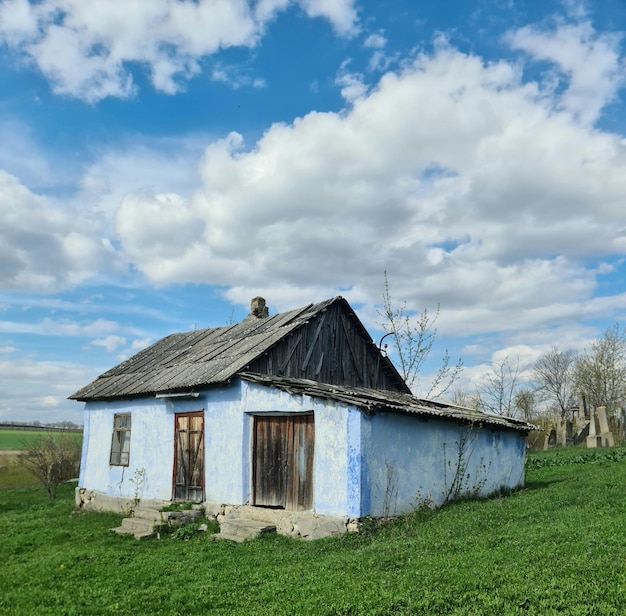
top-left (19, 433), bottom-right (82, 499)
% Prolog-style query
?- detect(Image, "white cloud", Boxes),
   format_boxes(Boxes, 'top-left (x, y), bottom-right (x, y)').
top-left (112, 34), bottom-right (626, 345)
top-left (0, 0), bottom-right (357, 102)
top-left (507, 19), bottom-right (625, 125)
top-left (335, 67), bottom-right (368, 102)
top-left (0, 170), bottom-right (119, 292)
top-left (0, 357), bottom-right (96, 423)
top-left (91, 335), bottom-right (127, 352)
top-left (364, 33), bottom-right (386, 49)
top-left (0, 317), bottom-right (120, 337)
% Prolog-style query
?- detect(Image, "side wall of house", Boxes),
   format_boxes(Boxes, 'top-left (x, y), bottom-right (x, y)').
top-left (360, 412), bottom-right (527, 517)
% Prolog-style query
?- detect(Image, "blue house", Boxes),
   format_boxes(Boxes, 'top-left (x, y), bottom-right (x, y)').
top-left (71, 297), bottom-right (532, 538)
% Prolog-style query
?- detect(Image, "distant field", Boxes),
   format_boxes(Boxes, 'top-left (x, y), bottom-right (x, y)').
top-left (0, 429), bottom-right (82, 451)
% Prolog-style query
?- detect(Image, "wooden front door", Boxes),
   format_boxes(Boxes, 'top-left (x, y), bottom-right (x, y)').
top-left (253, 414), bottom-right (314, 511)
top-left (173, 411), bottom-right (204, 502)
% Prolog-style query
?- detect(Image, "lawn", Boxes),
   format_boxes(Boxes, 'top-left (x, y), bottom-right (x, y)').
top-left (1, 448), bottom-right (625, 615)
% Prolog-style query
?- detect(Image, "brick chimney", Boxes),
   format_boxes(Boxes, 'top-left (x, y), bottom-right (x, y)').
top-left (250, 297), bottom-right (269, 319)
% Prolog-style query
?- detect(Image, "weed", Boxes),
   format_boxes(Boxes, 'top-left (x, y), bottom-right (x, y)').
top-left (128, 467), bottom-right (145, 515)
top-left (170, 522), bottom-right (201, 540)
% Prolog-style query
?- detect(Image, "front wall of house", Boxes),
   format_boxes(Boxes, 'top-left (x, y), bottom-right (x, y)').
top-left (79, 380), bottom-right (356, 515)
top-left (233, 382), bottom-right (353, 517)
top-left (80, 397), bottom-right (179, 500)
top-left (360, 412), bottom-right (527, 516)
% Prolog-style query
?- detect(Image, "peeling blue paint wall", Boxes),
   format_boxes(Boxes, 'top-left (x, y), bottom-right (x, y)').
top-left (79, 380), bottom-right (526, 517)
top-left (361, 412), bottom-right (527, 516)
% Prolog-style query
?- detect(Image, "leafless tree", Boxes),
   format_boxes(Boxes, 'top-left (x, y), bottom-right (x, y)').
top-left (533, 346), bottom-right (577, 418)
top-left (378, 272), bottom-right (462, 398)
top-left (513, 387), bottom-right (536, 422)
top-left (20, 433), bottom-right (82, 499)
top-left (574, 323), bottom-right (626, 414)
top-left (477, 354), bottom-right (523, 416)
top-left (450, 387), bottom-right (482, 410)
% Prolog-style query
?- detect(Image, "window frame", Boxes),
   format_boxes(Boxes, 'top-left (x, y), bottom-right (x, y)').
top-left (110, 413), bottom-right (131, 466)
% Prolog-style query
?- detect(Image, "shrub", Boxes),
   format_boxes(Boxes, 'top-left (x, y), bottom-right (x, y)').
top-left (19, 433), bottom-right (81, 499)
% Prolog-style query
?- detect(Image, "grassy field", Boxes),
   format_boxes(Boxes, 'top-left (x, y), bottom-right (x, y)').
top-left (0, 430), bottom-right (83, 489)
top-left (1, 448), bottom-right (625, 615)
top-left (0, 429), bottom-right (82, 451)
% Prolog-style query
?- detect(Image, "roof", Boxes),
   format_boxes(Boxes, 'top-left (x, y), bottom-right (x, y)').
top-left (239, 373), bottom-right (536, 433)
top-left (71, 296), bottom-right (402, 401)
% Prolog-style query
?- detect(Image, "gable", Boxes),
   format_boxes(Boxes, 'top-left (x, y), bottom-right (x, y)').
top-left (70, 296), bottom-right (408, 401)
top-left (246, 298), bottom-right (408, 392)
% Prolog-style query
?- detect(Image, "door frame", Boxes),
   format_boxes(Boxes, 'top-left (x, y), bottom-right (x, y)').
top-left (172, 410), bottom-right (205, 502)
top-left (251, 412), bottom-right (314, 511)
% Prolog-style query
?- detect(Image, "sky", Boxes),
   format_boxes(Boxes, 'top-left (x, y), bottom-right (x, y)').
top-left (1, 0), bottom-right (626, 424)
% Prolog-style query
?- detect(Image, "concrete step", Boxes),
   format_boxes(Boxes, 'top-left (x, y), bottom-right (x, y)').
top-left (110, 525), bottom-right (156, 540)
top-left (210, 532), bottom-right (245, 543)
top-left (121, 517), bottom-right (156, 534)
top-left (219, 517), bottom-right (276, 540)
top-left (132, 507), bottom-right (164, 523)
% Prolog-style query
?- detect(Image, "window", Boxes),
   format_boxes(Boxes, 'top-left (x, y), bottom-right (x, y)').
top-left (110, 414), bottom-right (131, 466)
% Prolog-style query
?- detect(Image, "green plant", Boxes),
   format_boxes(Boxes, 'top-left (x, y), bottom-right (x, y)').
top-left (2, 449), bottom-right (626, 615)
top-left (128, 467), bottom-right (145, 515)
top-left (170, 522), bottom-right (201, 540)
top-left (442, 421), bottom-right (490, 504)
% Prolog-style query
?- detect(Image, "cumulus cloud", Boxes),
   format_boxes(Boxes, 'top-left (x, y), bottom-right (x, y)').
top-left (507, 19), bottom-right (625, 125)
top-left (113, 22), bottom-right (626, 340)
top-left (0, 0), bottom-right (358, 102)
top-left (0, 170), bottom-right (119, 292)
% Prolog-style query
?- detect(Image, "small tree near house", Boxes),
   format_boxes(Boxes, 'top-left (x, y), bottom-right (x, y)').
top-left (20, 433), bottom-right (82, 499)
top-left (378, 272), bottom-right (463, 398)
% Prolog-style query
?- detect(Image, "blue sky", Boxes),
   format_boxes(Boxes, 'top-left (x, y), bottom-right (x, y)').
top-left (1, 0), bottom-right (626, 423)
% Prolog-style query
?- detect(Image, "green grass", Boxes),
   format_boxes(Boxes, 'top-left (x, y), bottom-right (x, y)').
top-left (1, 449), bottom-right (625, 615)
top-left (0, 429), bottom-right (82, 451)
top-left (0, 453), bottom-right (39, 489)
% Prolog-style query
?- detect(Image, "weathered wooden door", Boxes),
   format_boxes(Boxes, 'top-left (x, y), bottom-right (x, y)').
top-left (253, 414), bottom-right (314, 510)
top-left (173, 411), bottom-right (204, 502)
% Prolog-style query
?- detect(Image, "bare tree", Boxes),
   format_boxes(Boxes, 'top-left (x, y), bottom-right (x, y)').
top-left (513, 387), bottom-right (536, 422)
top-left (20, 433), bottom-right (82, 499)
top-left (574, 323), bottom-right (626, 414)
top-left (477, 354), bottom-right (522, 416)
top-left (378, 272), bottom-right (462, 398)
top-left (533, 346), bottom-right (577, 418)
top-left (450, 387), bottom-right (482, 410)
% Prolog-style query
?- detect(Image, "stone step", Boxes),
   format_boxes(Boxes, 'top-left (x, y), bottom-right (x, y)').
top-left (210, 532), bottom-right (245, 543)
top-left (219, 517), bottom-right (276, 540)
top-left (111, 526), bottom-right (156, 540)
top-left (132, 507), bottom-right (164, 523)
top-left (121, 517), bottom-right (156, 534)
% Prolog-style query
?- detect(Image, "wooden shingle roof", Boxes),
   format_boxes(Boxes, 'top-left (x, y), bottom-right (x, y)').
top-left (70, 296), bottom-right (405, 401)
